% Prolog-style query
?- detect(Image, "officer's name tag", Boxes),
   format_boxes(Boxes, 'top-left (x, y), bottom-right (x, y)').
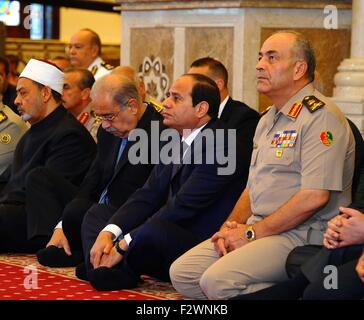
top-left (271, 130), bottom-right (297, 148)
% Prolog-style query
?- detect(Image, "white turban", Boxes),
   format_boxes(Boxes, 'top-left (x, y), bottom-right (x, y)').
top-left (19, 59), bottom-right (64, 94)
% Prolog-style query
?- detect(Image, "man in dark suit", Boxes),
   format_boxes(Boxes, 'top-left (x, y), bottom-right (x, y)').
top-left (189, 57), bottom-right (259, 147)
top-left (0, 59), bottom-right (96, 253)
top-left (79, 73), bottom-right (250, 291)
top-left (36, 72), bottom-right (165, 267)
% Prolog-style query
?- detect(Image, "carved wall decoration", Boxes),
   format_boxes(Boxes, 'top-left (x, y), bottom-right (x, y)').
top-left (138, 55), bottom-right (170, 101)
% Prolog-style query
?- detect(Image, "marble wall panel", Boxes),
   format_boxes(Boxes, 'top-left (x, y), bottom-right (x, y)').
top-left (185, 27), bottom-right (234, 94)
top-left (130, 27), bottom-right (174, 101)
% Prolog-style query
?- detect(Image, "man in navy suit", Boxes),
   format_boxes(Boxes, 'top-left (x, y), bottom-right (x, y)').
top-left (79, 73), bottom-right (251, 291)
top-left (189, 57), bottom-right (259, 150)
top-left (36, 72), bottom-right (165, 267)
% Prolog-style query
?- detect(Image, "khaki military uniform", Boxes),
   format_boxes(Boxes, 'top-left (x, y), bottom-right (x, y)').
top-left (0, 103), bottom-right (29, 175)
top-left (170, 83), bottom-right (355, 299)
top-left (76, 106), bottom-right (101, 142)
top-left (88, 57), bottom-right (113, 80)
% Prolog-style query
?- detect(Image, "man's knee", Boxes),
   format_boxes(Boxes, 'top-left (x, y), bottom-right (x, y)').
top-left (169, 258), bottom-right (186, 291)
top-left (169, 255), bottom-right (206, 299)
top-left (199, 268), bottom-right (224, 300)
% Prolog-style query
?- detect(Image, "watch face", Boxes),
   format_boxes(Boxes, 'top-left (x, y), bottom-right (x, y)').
top-left (246, 230), bottom-right (253, 239)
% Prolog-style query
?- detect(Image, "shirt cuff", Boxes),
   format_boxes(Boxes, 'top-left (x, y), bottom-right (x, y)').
top-left (102, 224), bottom-right (123, 240)
top-left (124, 233), bottom-right (132, 245)
top-left (55, 221), bottom-right (62, 229)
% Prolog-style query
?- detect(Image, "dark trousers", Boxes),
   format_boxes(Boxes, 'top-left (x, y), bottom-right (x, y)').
top-left (81, 203), bottom-right (118, 268)
top-left (62, 198), bottom-right (95, 252)
top-left (303, 245), bottom-right (364, 300)
top-left (0, 203), bottom-right (48, 253)
top-left (125, 219), bottom-right (201, 281)
top-left (82, 207), bottom-right (201, 281)
top-left (25, 167), bottom-right (79, 239)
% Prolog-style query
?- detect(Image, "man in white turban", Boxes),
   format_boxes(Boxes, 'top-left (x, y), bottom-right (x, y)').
top-left (0, 59), bottom-right (96, 253)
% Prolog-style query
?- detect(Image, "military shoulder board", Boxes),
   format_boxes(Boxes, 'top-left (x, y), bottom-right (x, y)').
top-left (302, 95), bottom-right (325, 113)
top-left (260, 106), bottom-right (271, 117)
top-left (91, 65), bottom-right (98, 76)
top-left (0, 111), bottom-right (8, 124)
top-left (146, 98), bottom-right (164, 113)
top-left (101, 62), bottom-right (114, 70)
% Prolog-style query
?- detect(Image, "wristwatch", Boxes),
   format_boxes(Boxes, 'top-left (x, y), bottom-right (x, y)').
top-left (245, 225), bottom-right (256, 242)
top-left (114, 240), bottom-right (127, 256)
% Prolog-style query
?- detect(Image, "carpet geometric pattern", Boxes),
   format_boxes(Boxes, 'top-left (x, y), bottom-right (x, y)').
top-left (0, 254), bottom-right (183, 300)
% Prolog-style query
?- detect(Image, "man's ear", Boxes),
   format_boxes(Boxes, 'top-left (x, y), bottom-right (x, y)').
top-left (42, 86), bottom-right (53, 103)
top-left (127, 98), bottom-right (139, 115)
top-left (81, 87), bottom-right (91, 101)
top-left (90, 44), bottom-right (99, 60)
top-left (215, 78), bottom-right (225, 92)
top-left (195, 101), bottom-right (209, 118)
top-left (293, 60), bottom-right (308, 81)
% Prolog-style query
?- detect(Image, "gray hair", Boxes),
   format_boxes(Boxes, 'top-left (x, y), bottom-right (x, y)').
top-left (274, 30), bottom-right (316, 82)
top-left (92, 73), bottom-right (141, 110)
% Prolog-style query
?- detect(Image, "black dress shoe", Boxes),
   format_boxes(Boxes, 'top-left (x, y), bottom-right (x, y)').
top-left (75, 262), bottom-right (89, 281)
top-left (90, 266), bottom-right (139, 291)
top-left (37, 246), bottom-right (83, 267)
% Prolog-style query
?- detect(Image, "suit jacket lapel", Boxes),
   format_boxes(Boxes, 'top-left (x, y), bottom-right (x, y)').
top-left (220, 97), bottom-right (232, 122)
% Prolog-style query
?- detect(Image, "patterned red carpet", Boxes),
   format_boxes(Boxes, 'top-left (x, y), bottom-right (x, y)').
top-left (0, 254), bottom-right (183, 300)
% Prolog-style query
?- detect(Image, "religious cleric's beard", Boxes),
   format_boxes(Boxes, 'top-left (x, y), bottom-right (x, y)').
top-left (21, 113), bottom-right (32, 122)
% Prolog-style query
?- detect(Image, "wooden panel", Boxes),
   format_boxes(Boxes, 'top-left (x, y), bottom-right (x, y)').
top-left (5, 38), bottom-right (120, 71)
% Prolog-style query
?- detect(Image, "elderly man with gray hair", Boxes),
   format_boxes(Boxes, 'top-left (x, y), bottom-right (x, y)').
top-left (0, 59), bottom-right (96, 253)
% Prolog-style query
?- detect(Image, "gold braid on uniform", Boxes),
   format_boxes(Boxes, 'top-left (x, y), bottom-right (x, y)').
top-left (101, 62), bottom-right (114, 70)
top-left (302, 95), bottom-right (325, 113)
top-left (146, 98), bottom-right (164, 113)
top-left (260, 106), bottom-right (271, 117)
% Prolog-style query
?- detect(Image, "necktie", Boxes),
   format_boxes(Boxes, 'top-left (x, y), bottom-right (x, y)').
top-left (99, 138), bottom-right (128, 204)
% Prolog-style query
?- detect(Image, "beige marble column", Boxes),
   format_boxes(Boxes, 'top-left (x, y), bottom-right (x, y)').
top-left (332, 0), bottom-right (364, 134)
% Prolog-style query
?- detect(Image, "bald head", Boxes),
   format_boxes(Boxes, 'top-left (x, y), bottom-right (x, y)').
top-left (92, 73), bottom-right (141, 108)
top-left (69, 29), bottom-right (101, 69)
top-left (112, 65), bottom-right (146, 101)
top-left (112, 66), bottom-right (137, 82)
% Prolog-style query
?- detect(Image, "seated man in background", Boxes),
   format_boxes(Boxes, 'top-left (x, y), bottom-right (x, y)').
top-left (79, 73), bottom-right (250, 291)
top-left (233, 205), bottom-right (364, 300)
top-left (189, 57), bottom-right (259, 152)
top-left (62, 68), bottom-right (100, 141)
top-left (68, 28), bottom-right (113, 80)
top-left (6, 54), bottom-right (20, 87)
top-left (36, 72), bottom-right (165, 268)
top-left (50, 56), bottom-right (70, 71)
top-left (0, 72), bottom-right (28, 189)
top-left (170, 30), bottom-right (355, 300)
top-left (0, 59), bottom-right (96, 253)
top-left (0, 56), bottom-right (18, 114)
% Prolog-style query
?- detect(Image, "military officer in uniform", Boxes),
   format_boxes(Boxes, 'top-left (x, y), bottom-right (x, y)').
top-left (0, 73), bottom-right (28, 179)
top-left (68, 28), bottom-right (113, 80)
top-left (170, 31), bottom-right (355, 300)
top-left (62, 68), bottom-right (100, 141)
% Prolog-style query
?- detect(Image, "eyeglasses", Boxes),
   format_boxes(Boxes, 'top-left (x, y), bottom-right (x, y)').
top-left (94, 100), bottom-right (131, 122)
top-left (94, 111), bottom-right (120, 122)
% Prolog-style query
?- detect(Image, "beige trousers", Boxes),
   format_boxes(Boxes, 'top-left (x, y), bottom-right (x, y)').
top-left (170, 229), bottom-right (310, 300)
